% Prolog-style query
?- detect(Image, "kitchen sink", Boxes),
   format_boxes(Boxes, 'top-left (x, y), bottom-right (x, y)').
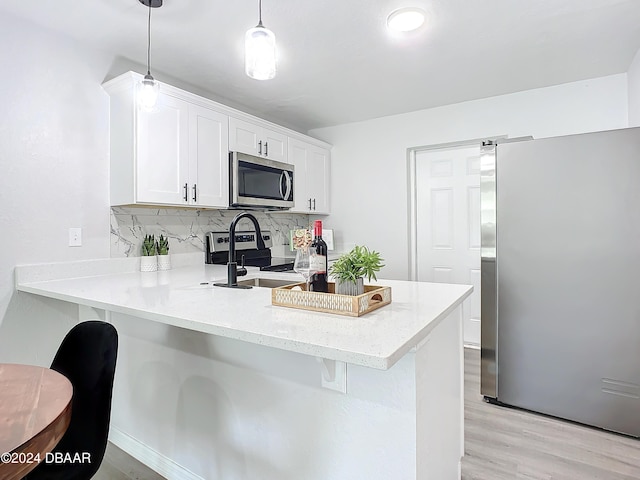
top-left (235, 277), bottom-right (299, 289)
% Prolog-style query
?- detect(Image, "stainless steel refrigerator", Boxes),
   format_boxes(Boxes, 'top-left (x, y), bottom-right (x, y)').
top-left (480, 127), bottom-right (640, 437)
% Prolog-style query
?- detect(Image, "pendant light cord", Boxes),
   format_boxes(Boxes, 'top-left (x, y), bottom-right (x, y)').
top-left (258, 0), bottom-right (264, 27)
top-left (146, 4), bottom-right (152, 75)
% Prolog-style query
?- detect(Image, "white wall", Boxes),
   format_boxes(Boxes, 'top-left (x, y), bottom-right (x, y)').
top-left (0, 12), bottom-right (112, 363)
top-left (310, 75), bottom-right (629, 280)
top-left (628, 48), bottom-right (640, 126)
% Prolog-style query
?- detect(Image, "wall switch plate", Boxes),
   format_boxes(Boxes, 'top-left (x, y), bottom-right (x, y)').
top-left (69, 228), bottom-right (82, 247)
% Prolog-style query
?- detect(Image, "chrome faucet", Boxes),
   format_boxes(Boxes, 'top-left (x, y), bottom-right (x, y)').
top-left (214, 212), bottom-right (266, 289)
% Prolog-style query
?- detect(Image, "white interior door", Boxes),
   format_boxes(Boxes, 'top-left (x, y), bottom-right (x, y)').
top-left (415, 145), bottom-right (481, 346)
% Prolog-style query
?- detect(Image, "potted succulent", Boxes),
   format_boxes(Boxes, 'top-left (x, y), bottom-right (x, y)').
top-left (329, 245), bottom-right (384, 296)
top-left (156, 234), bottom-right (171, 271)
top-left (140, 234), bottom-right (157, 272)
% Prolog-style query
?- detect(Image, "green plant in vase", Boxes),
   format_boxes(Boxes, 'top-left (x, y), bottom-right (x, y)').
top-left (156, 234), bottom-right (171, 271)
top-left (140, 234), bottom-right (157, 272)
top-left (142, 234), bottom-right (156, 256)
top-left (156, 235), bottom-right (169, 255)
top-left (329, 245), bottom-right (384, 296)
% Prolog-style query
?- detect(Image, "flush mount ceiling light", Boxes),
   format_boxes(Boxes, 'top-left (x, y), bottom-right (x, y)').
top-left (137, 0), bottom-right (162, 110)
top-left (245, 0), bottom-right (277, 80)
top-left (386, 7), bottom-right (426, 32)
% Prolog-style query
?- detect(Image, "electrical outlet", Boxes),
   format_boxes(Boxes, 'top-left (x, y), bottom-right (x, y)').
top-left (69, 228), bottom-right (82, 247)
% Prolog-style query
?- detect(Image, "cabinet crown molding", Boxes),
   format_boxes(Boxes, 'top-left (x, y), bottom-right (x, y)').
top-left (102, 71), bottom-right (331, 150)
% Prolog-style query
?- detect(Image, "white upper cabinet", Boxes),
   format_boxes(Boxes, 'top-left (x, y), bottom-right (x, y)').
top-left (289, 138), bottom-right (331, 214)
top-left (229, 117), bottom-right (288, 163)
top-left (306, 147), bottom-right (331, 214)
top-left (103, 73), bottom-right (229, 208)
top-left (188, 104), bottom-right (229, 207)
top-left (136, 93), bottom-right (190, 205)
top-left (103, 72), bottom-right (331, 211)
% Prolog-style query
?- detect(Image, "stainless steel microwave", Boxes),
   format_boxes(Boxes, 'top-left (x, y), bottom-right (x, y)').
top-left (229, 151), bottom-right (294, 209)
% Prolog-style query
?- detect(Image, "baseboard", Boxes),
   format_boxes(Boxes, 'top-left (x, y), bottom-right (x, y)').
top-left (109, 427), bottom-right (204, 480)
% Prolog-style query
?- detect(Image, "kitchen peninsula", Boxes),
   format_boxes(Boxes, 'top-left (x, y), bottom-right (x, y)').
top-left (15, 257), bottom-right (472, 480)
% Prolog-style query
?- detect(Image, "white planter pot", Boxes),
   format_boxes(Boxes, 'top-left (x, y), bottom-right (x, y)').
top-left (157, 254), bottom-right (171, 271)
top-left (335, 277), bottom-right (364, 296)
top-left (140, 256), bottom-right (157, 272)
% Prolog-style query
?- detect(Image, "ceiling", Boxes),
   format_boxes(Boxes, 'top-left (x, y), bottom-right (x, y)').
top-left (2, 0), bottom-right (640, 132)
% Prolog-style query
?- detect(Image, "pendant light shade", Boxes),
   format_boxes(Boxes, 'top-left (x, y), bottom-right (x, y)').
top-left (138, 0), bottom-right (162, 110)
top-left (245, 0), bottom-right (276, 80)
top-left (138, 73), bottom-right (160, 110)
top-left (245, 26), bottom-right (276, 80)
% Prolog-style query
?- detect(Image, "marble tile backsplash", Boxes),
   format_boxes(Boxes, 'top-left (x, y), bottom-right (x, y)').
top-left (110, 207), bottom-right (310, 258)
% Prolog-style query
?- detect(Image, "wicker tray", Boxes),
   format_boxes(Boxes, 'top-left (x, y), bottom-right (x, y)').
top-left (271, 282), bottom-right (392, 317)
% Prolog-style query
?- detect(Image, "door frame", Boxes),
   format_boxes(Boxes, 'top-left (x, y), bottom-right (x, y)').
top-left (407, 136), bottom-right (506, 281)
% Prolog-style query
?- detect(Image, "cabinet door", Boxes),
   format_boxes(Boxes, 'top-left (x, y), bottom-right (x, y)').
top-left (229, 117), bottom-right (261, 156)
top-left (288, 138), bottom-right (310, 213)
top-left (136, 93), bottom-right (190, 205)
top-left (230, 117), bottom-right (288, 163)
top-left (189, 105), bottom-right (229, 207)
top-left (263, 128), bottom-right (288, 163)
top-left (306, 146), bottom-right (331, 214)
top-left (288, 139), bottom-right (331, 214)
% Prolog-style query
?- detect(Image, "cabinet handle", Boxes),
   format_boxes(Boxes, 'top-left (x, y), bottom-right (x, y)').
top-left (313, 198), bottom-right (316, 210)
top-left (308, 198), bottom-right (312, 211)
top-left (192, 184), bottom-right (197, 202)
top-left (258, 140), bottom-right (263, 155)
top-left (183, 183), bottom-right (188, 202)
top-left (265, 141), bottom-right (269, 156)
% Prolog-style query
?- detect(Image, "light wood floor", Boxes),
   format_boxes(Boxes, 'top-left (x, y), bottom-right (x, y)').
top-left (462, 348), bottom-right (640, 480)
top-left (97, 348), bottom-right (640, 479)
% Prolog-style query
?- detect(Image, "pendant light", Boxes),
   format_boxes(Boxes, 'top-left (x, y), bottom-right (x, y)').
top-left (245, 0), bottom-right (277, 80)
top-left (137, 0), bottom-right (162, 110)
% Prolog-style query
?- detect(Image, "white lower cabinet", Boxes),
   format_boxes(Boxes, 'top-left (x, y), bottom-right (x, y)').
top-left (104, 73), bottom-right (229, 208)
top-left (289, 138), bottom-right (331, 214)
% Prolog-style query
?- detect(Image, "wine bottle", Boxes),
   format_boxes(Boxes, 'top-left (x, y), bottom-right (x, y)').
top-left (309, 220), bottom-right (329, 292)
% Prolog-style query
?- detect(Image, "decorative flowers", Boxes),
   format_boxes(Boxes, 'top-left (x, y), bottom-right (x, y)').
top-left (291, 228), bottom-right (312, 249)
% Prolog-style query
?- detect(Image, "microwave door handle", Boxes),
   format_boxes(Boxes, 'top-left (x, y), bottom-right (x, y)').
top-left (279, 171), bottom-right (285, 200)
top-left (283, 171), bottom-right (292, 200)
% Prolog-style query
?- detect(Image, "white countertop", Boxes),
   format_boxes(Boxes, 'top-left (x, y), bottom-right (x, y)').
top-left (15, 259), bottom-right (472, 370)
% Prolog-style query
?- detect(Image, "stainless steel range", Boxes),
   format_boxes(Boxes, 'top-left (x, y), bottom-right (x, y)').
top-left (205, 231), bottom-right (295, 272)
